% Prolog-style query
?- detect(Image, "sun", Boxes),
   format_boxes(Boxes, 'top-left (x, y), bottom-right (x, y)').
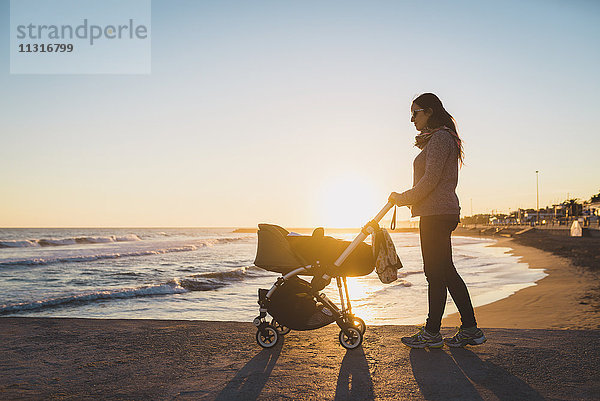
top-left (315, 174), bottom-right (381, 228)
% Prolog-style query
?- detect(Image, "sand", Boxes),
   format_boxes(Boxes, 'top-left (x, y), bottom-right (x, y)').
top-left (443, 237), bottom-right (600, 330)
top-left (1, 318), bottom-right (599, 400)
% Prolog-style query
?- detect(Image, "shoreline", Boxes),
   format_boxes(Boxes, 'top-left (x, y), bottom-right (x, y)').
top-left (2, 228), bottom-right (597, 330)
top-left (443, 236), bottom-right (600, 330)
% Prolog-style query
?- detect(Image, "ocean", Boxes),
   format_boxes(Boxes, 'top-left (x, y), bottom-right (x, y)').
top-left (0, 228), bottom-right (546, 325)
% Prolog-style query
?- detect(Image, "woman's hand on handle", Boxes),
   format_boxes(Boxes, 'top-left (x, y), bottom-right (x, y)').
top-left (388, 192), bottom-right (402, 206)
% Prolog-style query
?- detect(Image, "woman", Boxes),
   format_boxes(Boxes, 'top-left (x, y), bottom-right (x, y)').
top-left (389, 93), bottom-right (486, 348)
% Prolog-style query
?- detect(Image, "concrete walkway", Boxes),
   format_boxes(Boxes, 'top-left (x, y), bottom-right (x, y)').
top-left (1, 318), bottom-right (598, 400)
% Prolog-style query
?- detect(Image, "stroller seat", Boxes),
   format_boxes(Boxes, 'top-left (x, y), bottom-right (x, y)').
top-left (254, 224), bottom-right (375, 277)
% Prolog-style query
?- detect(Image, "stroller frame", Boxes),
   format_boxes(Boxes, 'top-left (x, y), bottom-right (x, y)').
top-left (254, 202), bottom-right (394, 350)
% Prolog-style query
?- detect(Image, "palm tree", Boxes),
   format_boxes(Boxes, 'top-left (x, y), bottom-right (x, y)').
top-left (563, 199), bottom-right (582, 217)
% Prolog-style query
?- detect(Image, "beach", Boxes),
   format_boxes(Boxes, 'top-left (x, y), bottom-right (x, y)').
top-left (1, 231), bottom-right (600, 400)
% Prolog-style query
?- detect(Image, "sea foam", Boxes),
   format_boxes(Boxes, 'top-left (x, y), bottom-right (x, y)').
top-left (0, 234), bottom-right (142, 248)
top-left (0, 282), bottom-right (188, 315)
top-left (0, 266), bottom-right (269, 315)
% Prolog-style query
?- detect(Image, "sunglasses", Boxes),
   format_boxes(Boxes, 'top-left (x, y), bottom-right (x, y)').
top-left (411, 109), bottom-right (425, 119)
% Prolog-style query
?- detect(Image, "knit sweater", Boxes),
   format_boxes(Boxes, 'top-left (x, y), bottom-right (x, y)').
top-left (393, 128), bottom-right (460, 217)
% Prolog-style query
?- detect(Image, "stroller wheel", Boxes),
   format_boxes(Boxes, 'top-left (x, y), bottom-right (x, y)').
top-left (271, 320), bottom-right (291, 335)
top-left (256, 325), bottom-right (279, 348)
top-left (339, 327), bottom-right (363, 350)
top-left (352, 317), bottom-right (366, 335)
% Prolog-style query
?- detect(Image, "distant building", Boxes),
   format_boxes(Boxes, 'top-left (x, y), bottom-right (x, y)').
top-left (460, 214), bottom-right (490, 225)
top-left (584, 201), bottom-right (599, 214)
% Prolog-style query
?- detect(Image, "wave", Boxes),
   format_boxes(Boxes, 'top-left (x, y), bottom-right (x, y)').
top-left (0, 282), bottom-right (188, 315)
top-left (371, 278), bottom-right (414, 296)
top-left (0, 240), bottom-right (39, 248)
top-left (0, 245), bottom-right (200, 266)
top-left (180, 266), bottom-right (271, 290)
top-left (0, 234), bottom-right (142, 248)
top-left (201, 237), bottom-right (254, 246)
top-left (0, 266), bottom-right (270, 315)
top-left (190, 265), bottom-right (265, 280)
top-left (397, 271), bottom-right (421, 278)
top-left (0, 237), bottom-right (252, 267)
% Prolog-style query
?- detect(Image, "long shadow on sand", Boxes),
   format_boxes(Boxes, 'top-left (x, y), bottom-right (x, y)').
top-left (410, 347), bottom-right (544, 401)
top-left (215, 339), bottom-right (283, 401)
top-left (334, 346), bottom-right (374, 401)
top-left (448, 347), bottom-right (545, 401)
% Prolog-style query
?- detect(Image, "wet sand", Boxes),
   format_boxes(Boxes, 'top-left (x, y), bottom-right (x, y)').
top-left (443, 237), bottom-right (600, 330)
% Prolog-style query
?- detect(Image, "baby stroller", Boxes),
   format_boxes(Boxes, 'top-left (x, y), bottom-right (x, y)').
top-left (253, 202), bottom-right (394, 350)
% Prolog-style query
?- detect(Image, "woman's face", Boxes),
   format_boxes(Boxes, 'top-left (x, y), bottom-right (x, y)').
top-left (411, 103), bottom-right (431, 132)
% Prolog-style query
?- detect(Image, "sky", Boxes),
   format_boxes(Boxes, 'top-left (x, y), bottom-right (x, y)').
top-left (1, 0), bottom-right (599, 227)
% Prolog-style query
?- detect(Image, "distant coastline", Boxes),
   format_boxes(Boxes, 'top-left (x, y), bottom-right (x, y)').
top-left (233, 227), bottom-right (420, 234)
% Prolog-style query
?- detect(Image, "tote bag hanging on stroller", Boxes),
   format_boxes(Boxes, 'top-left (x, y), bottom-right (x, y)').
top-left (372, 226), bottom-right (402, 284)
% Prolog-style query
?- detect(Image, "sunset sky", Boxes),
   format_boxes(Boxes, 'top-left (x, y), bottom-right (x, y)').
top-left (1, 0), bottom-right (599, 227)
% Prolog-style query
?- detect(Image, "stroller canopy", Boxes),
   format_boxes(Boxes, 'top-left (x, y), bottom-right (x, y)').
top-left (254, 224), bottom-right (374, 277)
top-left (254, 224), bottom-right (307, 271)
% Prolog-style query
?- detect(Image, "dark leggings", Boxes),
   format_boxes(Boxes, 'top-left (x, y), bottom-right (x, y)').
top-left (420, 215), bottom-right (476, 333)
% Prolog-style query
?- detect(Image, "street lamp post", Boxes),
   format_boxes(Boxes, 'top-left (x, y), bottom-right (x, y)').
top-left (536, 170), bottom-right (539, 225)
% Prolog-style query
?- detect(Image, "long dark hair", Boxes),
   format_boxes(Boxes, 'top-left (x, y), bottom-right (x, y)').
top-left (413, 93), bottom-right (464, 166)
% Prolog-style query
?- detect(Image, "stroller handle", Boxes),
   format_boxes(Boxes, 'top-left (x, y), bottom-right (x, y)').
top-left (333, 201), bottom-right (395, 268)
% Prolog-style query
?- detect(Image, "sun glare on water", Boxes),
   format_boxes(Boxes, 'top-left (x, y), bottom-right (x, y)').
top-left (316, 174), bottom-right (381, 228)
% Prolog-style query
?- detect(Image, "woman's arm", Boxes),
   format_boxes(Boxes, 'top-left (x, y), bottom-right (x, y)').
top-left (389, 130), bottom-right (454, 207)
